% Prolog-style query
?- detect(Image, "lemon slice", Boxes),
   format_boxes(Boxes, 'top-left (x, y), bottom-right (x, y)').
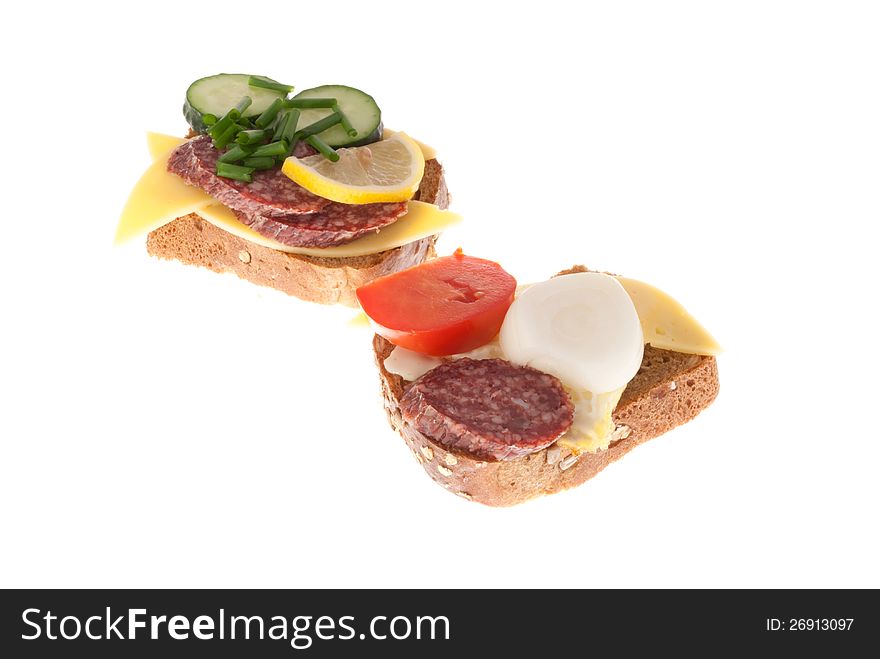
top-left (281, 132), bottom-right (425, 205)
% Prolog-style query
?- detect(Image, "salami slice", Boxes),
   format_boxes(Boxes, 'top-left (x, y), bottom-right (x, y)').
top-left (167, 135), bottom-right (330, 216)
top-left (233, 200), bottom-right (407, 248)
top-left (167, 135), bottom-right (408, 248)
top-left (400, 359), bottom-right (574, 461)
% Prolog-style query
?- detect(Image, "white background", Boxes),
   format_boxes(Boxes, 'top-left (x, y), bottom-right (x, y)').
top-left (2, 0), bottom-right (878, 588)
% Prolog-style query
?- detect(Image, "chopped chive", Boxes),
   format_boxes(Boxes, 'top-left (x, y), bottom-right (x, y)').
top-left (213, 123), bottom-right (240, 150)
top-left (216, 162), bottom-right (255, 182)
top-left (273, 110), bottom-right (291, 140)
top-left (236, 118), bottom-right (254, 130)
top-left (248, 76), bottom-right (294, 94)
top-left (242, 156), bottom-right (276, 170)
top-left (280, 108), bottom-right (300, 144)
top-left (203, 113), bottom-right (218, 127)
top-left (208, 113), bottom-right (235, 139)
top-left (284, 97), bottom-right (337, 109)
top-left (285, 132), bottom-right (301, 157)
top-left (236, 129), bottom-right (270, 145)
top-left (255, 98), bottom-right (284, 129)
top-left (218, 144), bottom-right (258, 164)
top-left (234, 96), bottom-right (252, 117)
top-left (297, 112), bottom-right (342, 139)
top-left (249, 141), bottom-right (290, 158)
top-left (306, 134), bottom-right (339, 162)
top-left (333, 104), bottom-right (358, 138)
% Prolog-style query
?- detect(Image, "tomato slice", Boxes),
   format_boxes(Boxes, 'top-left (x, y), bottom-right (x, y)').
top-left (356, 251), bottom-right (517, 356)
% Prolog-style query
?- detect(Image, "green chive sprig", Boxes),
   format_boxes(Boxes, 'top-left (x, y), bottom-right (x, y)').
top-left (241, 156), bottom-right (277, 170)
top-left (306, 135), bottom-right (339, 162)
top-left (248, 76), bottom-right (294, 94)
top-left (284, 97), bottom-right (337, 109)
top-left (297, 112), bottom-right (343, 139)
top-left (255, 98), bottom-right (284, 129)
top-left (218, 144), bottom-right (258, 164)
top-left (249, 141), bottom-right (291, 158)
top-left (208, 113), bottom-right (235, 140)
top-left (280, 109), bottom-right (300, 145)
top-left (273, 110), bottom-right (291, 139)
top-left (334, 104), bottom-right (358, 138)
top-left (232, 96), bottom-right (253, 118)
top-left (216, 162), bottom-right (255, 183)
top-left (213, 123), bottom-right (240, 150)
top-left (236, 129), bottom-right (271, 145)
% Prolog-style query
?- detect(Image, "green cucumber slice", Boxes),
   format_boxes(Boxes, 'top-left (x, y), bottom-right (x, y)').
top-left (184, 73), bottom-right (288, 134)
top-left (293, 85), bottom-right (382, 148)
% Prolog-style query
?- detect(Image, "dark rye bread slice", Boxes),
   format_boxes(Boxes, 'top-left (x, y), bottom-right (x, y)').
top-left (372, 267), bottom-right (720, 506)
top-left (146, 158), bottom-right (449, 306)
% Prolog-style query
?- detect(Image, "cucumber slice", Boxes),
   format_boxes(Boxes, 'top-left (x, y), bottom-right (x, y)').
top-left (293, 85), bottom-right (382, 148)
top-left (184, 73), bottom-right (288, 134)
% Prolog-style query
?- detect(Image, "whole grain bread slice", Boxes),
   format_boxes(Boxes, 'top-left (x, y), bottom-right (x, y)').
top-left (372, 266), bottom-right (720, 506)
top-left (146, 158), bottom-right (449, 306)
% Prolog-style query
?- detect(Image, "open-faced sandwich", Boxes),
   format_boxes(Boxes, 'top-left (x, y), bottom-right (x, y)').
top-left (116, 73), bottom-right (458, 305)
top-left (358, 251), bottom-right (721, 506)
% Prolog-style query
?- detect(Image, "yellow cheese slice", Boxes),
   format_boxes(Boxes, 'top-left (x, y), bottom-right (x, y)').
top-left (114, 142), bottom-right (214, 245)
top-left (617, 277), bottom-right (722, 356)
top-left (147, 132), bottom-right (187, 160)
top-left (347, 311), bottom-right (372, 327)
top-left (196, 200), bottom-right (461, 258)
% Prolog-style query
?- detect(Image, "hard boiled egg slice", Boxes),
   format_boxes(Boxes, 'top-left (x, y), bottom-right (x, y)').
top-left (499, 272), bottom-right (644, 394)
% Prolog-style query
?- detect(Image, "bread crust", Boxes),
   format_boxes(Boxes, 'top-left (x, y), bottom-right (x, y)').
top-left (372, 267), bottom-right (720, 506)
top-left (146, 158), bottom-right (448, 306)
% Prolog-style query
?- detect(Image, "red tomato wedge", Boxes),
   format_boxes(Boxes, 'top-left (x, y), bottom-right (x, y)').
top-left (356, 251), bottom-right (517, 356)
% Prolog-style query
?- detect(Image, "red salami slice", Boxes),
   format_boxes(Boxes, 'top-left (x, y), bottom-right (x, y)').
top-left (167, 135), bottom-right (330, 216)
top-left (233, 200), bottom-right (407, 248)
top-left (400, 359), bottom-right (574, 461)
top-left (167, 135), bottom-right (408, 248)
